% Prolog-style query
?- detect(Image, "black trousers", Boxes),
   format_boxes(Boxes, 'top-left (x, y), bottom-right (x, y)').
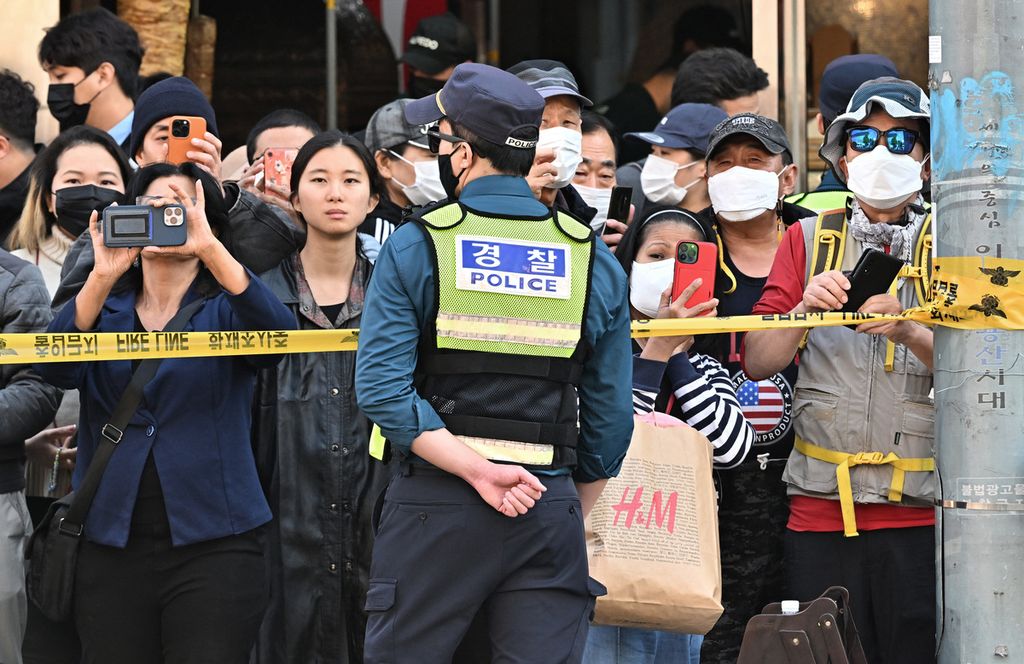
top-left (74, 527), bottom-right (267, 664)
top-left (702, 461), bottom-right (789, 662)
top-left (784, 526), bottom-right (936, 664)
top-left (364, 470), bottom-right (602, 664)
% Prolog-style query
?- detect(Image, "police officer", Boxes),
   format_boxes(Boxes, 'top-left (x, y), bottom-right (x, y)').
top-left (354, 63), bottom-right (634, 664)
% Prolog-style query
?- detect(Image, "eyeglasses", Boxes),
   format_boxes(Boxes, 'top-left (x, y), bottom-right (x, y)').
top-left (426, 126), bottom-right (466, 155)
top-left (846, 126), bottom-right (920, 155)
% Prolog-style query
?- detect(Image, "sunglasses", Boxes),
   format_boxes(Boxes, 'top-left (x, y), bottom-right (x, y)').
top-left (426, 126), bottom-right (466, 155)
top-left (846, 126), bottom-right (920, 155)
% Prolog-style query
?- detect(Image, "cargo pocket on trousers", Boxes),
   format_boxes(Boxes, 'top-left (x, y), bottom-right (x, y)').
top-left (364, 578), bottom-right (398, 663)
top-left (566, 576), bottom-right (608, 662)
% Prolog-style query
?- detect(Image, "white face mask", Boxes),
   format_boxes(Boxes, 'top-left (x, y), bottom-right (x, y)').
top-left (574, 184), bottom-right (613, 232)
top-left (388, 151), bottom-right (446, 206)
top-left (640, 154), bottom-right (700, 205)
top-left (708, 165), bottom-right (788, 222)
top-left (536, 127), bottom-right (583, 189)
top-left (846, 146), bottom-right (928, 210)
top-left (629, 258), bottom-right (675, 318)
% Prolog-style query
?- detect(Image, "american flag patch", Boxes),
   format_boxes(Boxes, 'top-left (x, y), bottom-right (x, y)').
top-left (732, 371), bottom-right (793, 444)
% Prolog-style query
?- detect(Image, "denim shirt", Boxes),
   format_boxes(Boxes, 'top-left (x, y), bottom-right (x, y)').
top-left (355, 175), bottom-right (634, 482)
top-left (36, 271), bottom-right (296, 547)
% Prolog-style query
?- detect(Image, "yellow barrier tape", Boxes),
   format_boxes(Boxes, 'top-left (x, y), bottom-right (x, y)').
top-left (0, 312), bottom-right (913, 365)
top-left (0, 256), bottom-right (1019, 364)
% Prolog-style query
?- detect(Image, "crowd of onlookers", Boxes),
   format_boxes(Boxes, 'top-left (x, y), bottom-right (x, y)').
top-left (0, 5), bottom-right (936, 664)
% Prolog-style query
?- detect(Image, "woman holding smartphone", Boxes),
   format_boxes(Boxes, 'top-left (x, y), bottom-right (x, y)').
top-left (36, 162), bottom-right (295, 663)
top-left (585, 206), bottom-right (755, 664)
top-left (252, 131), bottom-right (393, 664)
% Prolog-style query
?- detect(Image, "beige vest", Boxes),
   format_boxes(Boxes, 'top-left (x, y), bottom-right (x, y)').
top-left (782, 216), bottom-right (935, 508)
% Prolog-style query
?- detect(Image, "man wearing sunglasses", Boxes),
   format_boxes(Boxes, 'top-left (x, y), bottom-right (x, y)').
top-left (786, 54), bottom-right (900, 213)
top-left (743, 77), bottom-right (935, 664)
top-left (355, 63), bottom-right (632, 663)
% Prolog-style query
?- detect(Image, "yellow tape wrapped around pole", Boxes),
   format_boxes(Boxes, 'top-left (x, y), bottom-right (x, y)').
top-left (0, 257), bottom-right (1020, 364)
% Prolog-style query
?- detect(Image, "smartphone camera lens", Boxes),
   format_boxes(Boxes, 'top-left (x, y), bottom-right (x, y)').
top-left (679, 243), bottom-right (698, 264)
top-left (171, 119), bottom-right (190, 138)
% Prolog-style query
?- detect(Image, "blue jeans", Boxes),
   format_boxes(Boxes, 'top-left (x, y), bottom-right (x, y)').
top-left (584, 625), bottom-right (702, 664)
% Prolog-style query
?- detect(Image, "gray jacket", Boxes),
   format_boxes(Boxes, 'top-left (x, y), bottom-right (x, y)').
top-left (0, 250), bottom-right (61, 492)
top-left (783, 216), bottom-right (935, 506)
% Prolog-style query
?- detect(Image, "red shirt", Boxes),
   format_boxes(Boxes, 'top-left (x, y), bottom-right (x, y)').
top-left (747, 222), bottom-right (935, 532)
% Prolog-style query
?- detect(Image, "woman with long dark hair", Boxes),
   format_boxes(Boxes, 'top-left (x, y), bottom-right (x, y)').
top-left (36, 162), bottom-right (295, 663)
top-left (8, 124), bottom-right (131, 664)
top-left (9, 126), bottom-right (130, 522)
top-left (252, 131), bottom-right (393, 664)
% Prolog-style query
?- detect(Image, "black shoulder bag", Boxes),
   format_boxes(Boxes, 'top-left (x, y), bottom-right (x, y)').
top-left (25, 298), bottom-right (205, 622)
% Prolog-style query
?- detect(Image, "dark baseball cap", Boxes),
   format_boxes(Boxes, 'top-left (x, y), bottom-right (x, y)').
top-left (400, 13), bottom-right (476, 76)
top-left (819, 54), bottom-right (899, 124)
top-left (506, 59), bottom-right (593, 107)
top-left (365, 99), bottom-right (431, 153)
top-left (705, 113), bottom-right (792, 161)
top-left (624, 103), bottom-right (727, 153)
top-left (404, 63), bottom-right (544, 149)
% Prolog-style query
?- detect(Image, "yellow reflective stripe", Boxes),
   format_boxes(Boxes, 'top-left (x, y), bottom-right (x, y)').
top-left (794, 437), bottom-right (935, 537)
top-left (436, 312), bottom-right (581, 348)
top-left (459, 436), bottom-right (555, 465)
top-left (369, 424), bottom-right (387, 461)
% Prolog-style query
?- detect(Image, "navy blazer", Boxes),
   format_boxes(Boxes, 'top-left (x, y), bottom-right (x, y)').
top-left (37, 272), bottom-right (296, 548)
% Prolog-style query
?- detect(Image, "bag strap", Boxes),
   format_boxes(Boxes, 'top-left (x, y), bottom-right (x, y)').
top-left (56, 297), bottom-right (207, 538)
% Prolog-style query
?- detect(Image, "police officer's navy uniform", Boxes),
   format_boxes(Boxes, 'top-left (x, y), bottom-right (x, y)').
top-left (355, 64), bottom-right (634, 664)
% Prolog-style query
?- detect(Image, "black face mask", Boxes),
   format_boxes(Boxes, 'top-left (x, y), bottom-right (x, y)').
top-left (47, 75), bottom-right (98, 132)
top-left (438, 148), bottom-right (467, 200)
top-left (409, 75), bottom-right (445, 99)
top-left (54, 185), bottom-right (124, 238)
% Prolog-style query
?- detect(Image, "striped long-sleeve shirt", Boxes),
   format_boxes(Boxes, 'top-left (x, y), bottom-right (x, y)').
top-left (632, 351), bottom-right (755, 469)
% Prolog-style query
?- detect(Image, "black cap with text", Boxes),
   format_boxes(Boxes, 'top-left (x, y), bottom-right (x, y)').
top-left (400, 13), bottom-right (476, 76)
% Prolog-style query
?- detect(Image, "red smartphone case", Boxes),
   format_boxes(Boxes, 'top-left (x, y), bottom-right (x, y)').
top-left (671, 241), bottom-right (718, 309)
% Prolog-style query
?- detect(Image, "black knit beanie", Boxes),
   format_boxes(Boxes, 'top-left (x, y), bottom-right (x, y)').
top-left (129, 76), bottom-right (219, 158)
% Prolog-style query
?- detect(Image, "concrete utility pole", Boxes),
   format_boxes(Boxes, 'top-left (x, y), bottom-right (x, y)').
top-left (326, 0), bottom-right (338, 130)
top-left (930, 2), bottom-right (1024, 662)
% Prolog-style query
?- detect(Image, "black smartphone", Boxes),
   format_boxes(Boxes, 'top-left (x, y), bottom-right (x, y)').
top-left (604, 186), bottom-right (632, 230)
top-left (841, 249), bottom-right (905, 313)
top-left (102, 204), bottom-right (187, 248)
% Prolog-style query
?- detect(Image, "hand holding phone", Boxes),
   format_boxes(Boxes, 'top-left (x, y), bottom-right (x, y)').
top-left (606, 186), bottom-right (632, 224)
top-left (102, 204), bottom-right (187, 248)
top-left (263, 148), bottom-right (298, 195)
top-left (841, 249), bottom-right (905, 313)
top-left (166, 116), bottom-right (208, 166)
top-left (671, 240), bottom-right (717, 308)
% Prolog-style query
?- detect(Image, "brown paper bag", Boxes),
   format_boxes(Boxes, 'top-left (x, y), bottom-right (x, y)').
top-left (585, 412), bottom-right (723, 635)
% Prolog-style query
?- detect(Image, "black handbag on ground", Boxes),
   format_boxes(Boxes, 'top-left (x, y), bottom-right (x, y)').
top-left (736, 586), bottom-right (868, 664)
top-left (24, 299), bottom-right (205, 622)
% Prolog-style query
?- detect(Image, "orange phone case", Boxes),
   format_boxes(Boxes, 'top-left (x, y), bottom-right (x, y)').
top-left (671, 241), bottom-right (717, 308)
top-left (263, 148), bottom-right (298, 192)
top-left (166, 116), bottom-right (207, 165)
